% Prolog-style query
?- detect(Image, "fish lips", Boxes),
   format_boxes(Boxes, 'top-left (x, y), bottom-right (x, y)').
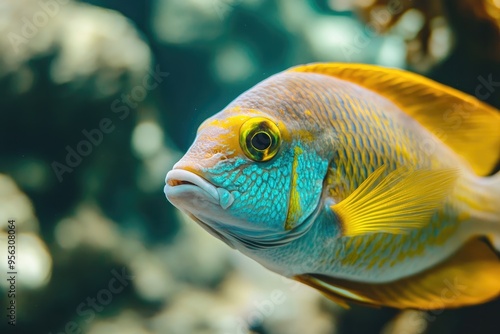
top-left (165, 169), bottom-right (240, 247)
top-left (164, 169), bottom-right (235, 215)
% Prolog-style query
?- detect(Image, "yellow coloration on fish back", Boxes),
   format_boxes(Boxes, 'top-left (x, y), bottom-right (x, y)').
top-left (296, 238), bottom-right (500, 309)
top-left (285, 146), bottom-right (303, 230)
top-left (290, 63), bottom-right (500, 176)
top-left (294, 129), bottom-right (316, 142)
top-left (332, 166), bottom-right (459, 237)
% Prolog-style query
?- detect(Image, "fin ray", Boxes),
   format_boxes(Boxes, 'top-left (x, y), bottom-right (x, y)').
top-left (331, 166), bottom-right (458, 237)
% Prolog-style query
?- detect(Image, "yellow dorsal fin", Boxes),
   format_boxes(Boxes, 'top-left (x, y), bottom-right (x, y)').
top-left (295, 238), bottom-right (500, 309)
top-left (331, 166), bottom-right (458, 237)
top-left (289, 63), bottom-right (500, 176)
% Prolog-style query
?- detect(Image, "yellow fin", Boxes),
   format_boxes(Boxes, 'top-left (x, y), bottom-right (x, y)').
top-left (295, 238), bottom-right (500, 309)
top-left (331, 166), bottom-right (458, 237)
top-left (294, 275), bottom-right (368, 309)
top-left (289, 63), bottom-right (500, 176)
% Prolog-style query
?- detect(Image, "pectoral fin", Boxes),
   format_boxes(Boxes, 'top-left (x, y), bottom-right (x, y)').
top-left (295, 238), bottom-right (500, 309)
top-left (331, 166), bottom-right (458, 237)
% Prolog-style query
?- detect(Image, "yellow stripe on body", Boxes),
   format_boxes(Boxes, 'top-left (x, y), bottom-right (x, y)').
top-left (285, 146), bottom-right (303, 230)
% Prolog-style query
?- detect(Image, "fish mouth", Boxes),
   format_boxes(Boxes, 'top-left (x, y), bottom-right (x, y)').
top-left (164, 169), bottom-right (237, 247)
top-left (164, 169), bottom-right (235, 209)
top-left (165, 168), bottom-right (319, 251)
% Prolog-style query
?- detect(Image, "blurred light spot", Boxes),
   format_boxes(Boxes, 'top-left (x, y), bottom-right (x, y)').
top-left (14, 159), bottom-right (50, 191)
top-left (279, 0), bottom-right (316, 32)
top-left (381, 310), bottom-right (427, 334)
top-left (137, 147), bottom-right (180, 193)
top-left (0, 233), bottom-right (52, 289)
top-left (50, 14), bottom-right (99, 84)
top-left (86, 311), bottom-right (149, 334)
top-left (212, 43), bottom-right (256, 83)
top-left (55, 205), bottom-right (120, 251)
top-left (150, 288), bottom-right (229, 334)
top-left (306, 17), bottom-right (369, 62)
top-left (55, 218), bottom-right (82, 249)
top-left (329, 0), bottom-right (376, 11)
top-left (0, 175), bottom-right (38, 231)
top-left (20, 234), bottom-right (52, 288)
top-left (50, 4), bottom-right (151, 96)
top-left (328, 0), bottom-right (355, 11)
top-left (132, 121), bottom-right (164, 159)
top-left (376, 36), bottom-right (406, 67)
top-left (369, 5), bottom-right (394, 27)
top-left (487, 0), bottom-right (500, 19)
top-left (152, 0), bottom-right (222, 45)
top-left (429, 17), bottom-right (453, 61)
top-left (130, 253), bottom-right (175, 302)
top-left (394, 9), bottom-right (425, 39)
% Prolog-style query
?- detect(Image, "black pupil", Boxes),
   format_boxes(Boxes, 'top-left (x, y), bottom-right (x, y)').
top-left (251, 132), bottom-right (272, 150)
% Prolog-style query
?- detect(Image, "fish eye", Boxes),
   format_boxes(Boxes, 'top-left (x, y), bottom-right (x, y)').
top-left (240, 117), bottom-right (281, 162)
top-left (251, 132), bottom-right (272, 150)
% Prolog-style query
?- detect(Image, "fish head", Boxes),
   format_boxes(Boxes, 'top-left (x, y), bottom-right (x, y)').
top-left (164, 105), bottom-right (331, 248)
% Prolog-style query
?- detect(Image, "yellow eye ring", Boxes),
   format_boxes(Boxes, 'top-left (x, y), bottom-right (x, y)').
top-left (239, 117), bottom-right (281, 162)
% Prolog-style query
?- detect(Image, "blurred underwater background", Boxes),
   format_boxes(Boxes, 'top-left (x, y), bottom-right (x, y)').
top-left (0, 0), bottom-right (499, 333)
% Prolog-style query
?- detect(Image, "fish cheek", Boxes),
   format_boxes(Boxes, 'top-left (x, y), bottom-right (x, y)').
top-left (207, 156), bottom-right (293, 231)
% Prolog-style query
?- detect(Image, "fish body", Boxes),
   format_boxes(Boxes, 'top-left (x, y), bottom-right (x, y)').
top-left (165, 63), bottom-right (500, 309)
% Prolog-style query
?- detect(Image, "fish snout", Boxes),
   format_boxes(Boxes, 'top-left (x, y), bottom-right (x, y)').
top-left (164, 169), bottom-right (235, 210)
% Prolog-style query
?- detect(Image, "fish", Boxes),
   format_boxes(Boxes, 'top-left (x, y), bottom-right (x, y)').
top-left (164, 63), bottom-right (500, 309)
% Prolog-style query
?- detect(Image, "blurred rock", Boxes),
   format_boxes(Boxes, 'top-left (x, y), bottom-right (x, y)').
top-left (0, 0), bottom-right (180, 243)
top-left (0, 174), bottom-right (52, 333)
top-left (54, 203), bottom-right (121, 252)
top-left (86, 310), bottom-right (152, 334)
top-left (158, 212), bottom-right (233, 287)
top-left (149, 267), bottom-right (336, 334)
top-left (381, 310), bottom-right (427, 334)
top-left (0, 0), bottom-right (150, 96)
top-left (53, 203), bottom-right (180, 302)
top-left (0, 174), bottom-right (39, 232)
top-left (0, 174), bottom-right (52, 290)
